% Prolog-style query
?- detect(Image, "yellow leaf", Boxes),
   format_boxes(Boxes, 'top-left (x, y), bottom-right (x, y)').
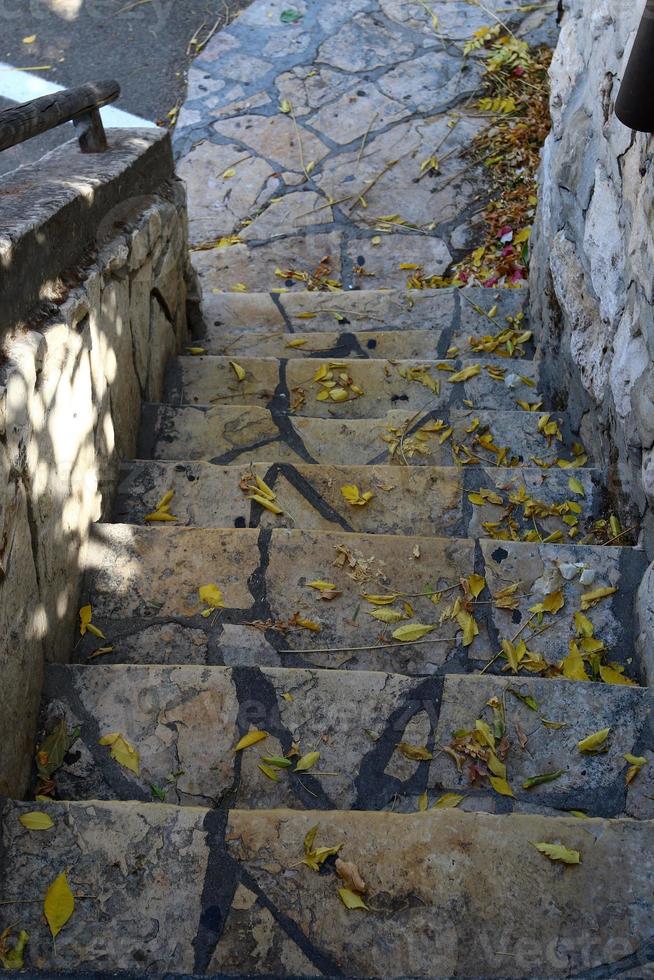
top-left (329, 387), bottom-right (350, 402)
top-left (448, 364), bottom-right (481, 384)
top-left (44, 872), bottom-right (74, 939)
top-left (578, 727), bottom-right (611, 753)
top-left (530, 590), bottom-right (565, 615)
top-left (280, 98), bottom-right (292, 113)
top-left (574, 612), bottom-right (594, 638)
top-left (293, 616), bottom-right (322, 632)
top-left (532, 842), bottom-right (581, 865)
top-left (568, 477), bottom-right (585, 497)
top-left (234, 730), bottom-right (268, 751)
top-left (392, 623), bottom-right (435, 642)
top-left (561, 644), bottom-right (589, 681)
top-left (0, 927), bottom-right (29, 970)
top-left (99, 732), bottom-right (140, 775)
top-left (489, 776), bottom-right (515, 798)
top-left (18, 811), bottom-right (54, 831)
top-left (467, 574), bottom-right (486, 598)
top-left (23, 35), bottom-right (37, 44)
top-left (308, 580), bottom-right (337, 592)
top-left (599, 664), bottom-right (637, 686)
top-left (295, 751), bottom-right (320, 772)
top-left (198, 584), bottom-right (225, 610)
top-left (361, 593), bottom-right (399, 605)
top-left (397, 741), bottom-right (433, 761)
top-left (418, 790), bottom-right (428, 811)
top-left (287, 338), bottom-right (308, 348)
top-left (145, 509), bottom-right (177, 522)
top-left (341, 484), bottom-right (374, 507)
top-left (369, 607), bottom-right (406, 624)
top-left (250, 493), bottom-right (284, 515)
top-left (432, 793), bottom-right (464, 809)
top-left (222, 168), bottom-right (236, 178)
top-left (186, 346), bottom-right (207, 355)
top-left (230, 361), bottom-right (246, 382)
top-left (580, 586), bottom-right (618, 610)
top-left (258, 763), bottom-right (281, 782)
top-left (338, 887), bottom-right (368, 910)
top-left (456, 609), bottom-right (479, 647)
top-left (79, 604), bottom-right (104, 638)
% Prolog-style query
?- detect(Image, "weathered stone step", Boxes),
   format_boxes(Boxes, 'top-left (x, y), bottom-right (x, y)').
top-left (201, 284), bottom-right (528, 336)
top-left (198, 324), bottom-right (535, 361)
top-left (42, 664), bottom-right (651, 818)
top-left (116, 459), bottom-right (607, 541)
top-left (166, 355), bottom-right (541, 416)
top-left (79, 527), bottom-right (646, 680)
top-left (2, 800), bottom-right (652, 977)
top-left (139, 404), bottom-right (589, 468)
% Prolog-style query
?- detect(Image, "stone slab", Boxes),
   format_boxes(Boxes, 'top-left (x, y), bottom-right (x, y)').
top-left (41, 665), bottom-right (651, 818)
top-left (199, 326), bottom-right (449, 359)
top-left (165, 354), bottom-right (542, 416)
top-left (2, 801), bottom-right (653, 977)
top-left (138, 404), bottom-right (590, 468)
top-left (114, 460), bottom-right (605, 541)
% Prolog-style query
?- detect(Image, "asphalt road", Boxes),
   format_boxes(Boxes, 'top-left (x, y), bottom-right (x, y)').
top-left (0, 0), bottom-right (249, 173)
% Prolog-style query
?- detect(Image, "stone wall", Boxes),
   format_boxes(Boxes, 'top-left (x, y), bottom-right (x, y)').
top-left (0, 130), bottom-right (189, 795)
top-left (531, 1), bottom-right (654, 546)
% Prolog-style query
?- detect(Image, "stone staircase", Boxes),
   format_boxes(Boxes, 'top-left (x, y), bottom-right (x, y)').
top-left (3, 0), bottom-right (654, 975)
top-left (3, 283), bottom-right (654, 977)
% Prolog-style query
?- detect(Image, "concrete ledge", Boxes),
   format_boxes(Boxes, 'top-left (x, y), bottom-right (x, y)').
top-left (0, 127), bottom-right (173, 334)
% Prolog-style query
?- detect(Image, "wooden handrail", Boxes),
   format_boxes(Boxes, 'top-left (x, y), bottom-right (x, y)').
top-left (0, 80), bottom-right (120, 154)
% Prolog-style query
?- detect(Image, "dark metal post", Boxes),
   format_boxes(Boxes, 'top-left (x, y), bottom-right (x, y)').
top-left (615, 1), bottom-right (654, 132)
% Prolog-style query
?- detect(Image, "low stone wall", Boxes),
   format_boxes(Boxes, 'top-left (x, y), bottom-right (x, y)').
top-left (530, 0), bottom-right (654, 677)
top-left (0, 130), bottom-right (189, 795)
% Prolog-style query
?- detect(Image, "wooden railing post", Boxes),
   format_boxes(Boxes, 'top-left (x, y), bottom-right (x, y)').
top-left (0, 80), bottom-right (120, 155)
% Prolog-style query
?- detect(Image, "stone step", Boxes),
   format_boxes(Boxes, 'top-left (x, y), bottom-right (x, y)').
top-left (139, 404), bottom-right (589, 468)
top-left (165, 355), bottom-right (542, 416)
top-left (79, 526), bottom-right (646, 679)
top-left (197, 324), bottom-right (535, 361)
top-left (2, 799), bottom-right (653, 977)
top-left (115, 459), bottom-right (607, 541)
top-left (201, 284), bottom-right (528, 336)
top-left (41, 664), bottom-right (651, 817)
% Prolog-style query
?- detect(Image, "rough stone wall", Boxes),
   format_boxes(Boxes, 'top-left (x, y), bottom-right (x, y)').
top-left (0, 154), bottom-right (189, 796)
top-left (531, 1), bottom-right (654, 546)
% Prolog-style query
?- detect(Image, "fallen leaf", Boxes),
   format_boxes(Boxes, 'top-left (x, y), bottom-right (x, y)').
top-left (467, 574), bottom-right (486, 598)
top-left (44, 872), bottom-right (74, 940)
top-left (532, 842), bottom-right (580, 865)
top-left (234, 730), bottom-right (269, 752)
top-left (361, 593), bottom-right (400, 605)
top-left (489, 776), bottom-right (515, 798)
top-left (230, 360), bottom-right (246, 382)
top-left (79, 604), bottom-right (105, 639)
top-left (432, 793), bottom-right (464, 809)
top-left (341, 484), bottom-right (374, 507)
top-left (392, 623), bottom-right (435, 642)
top-left (507, 688), bottom-right (538, 711)
top-left (18, 812), bottom-right (54, 831)
top-left (99, 733), bottom-right (140, 775)
top-left (578, 727), bottom-right (610, 753)
top-left (0, 927), bottom-right (29, 969)
top-left (599, 664), bottom-right (637, 686)
top-left (258, 763), bottom-right (281, 782)
top-left (198, 583), bottom-right (225, 616)
top-left (625, 753), bottom-right (647, 783)
top-left (335, 858), bottom-right (366, 893)
top-left (397, 741), bottom-right (433, 761)
top-left (418, 790), bottom-right (428, 811)
top-left (295, 751), bottom-right (320, 772)
top-left (568, 477), bottom-right (585, 497)
top-left (338, 887), bottom-right (368, 910)
top-left (36, 720), bottom-right (76, 779)
top-left (448, 364), bottom-right (481, 383)
top-left (580, 586), bottom-right (617, 611)
top-left (522, 770), bottom-right (564, 790)
top-left (369, 607), bottom-right (406, 624)
top-left (530, 589), bottom-right (565, 615)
